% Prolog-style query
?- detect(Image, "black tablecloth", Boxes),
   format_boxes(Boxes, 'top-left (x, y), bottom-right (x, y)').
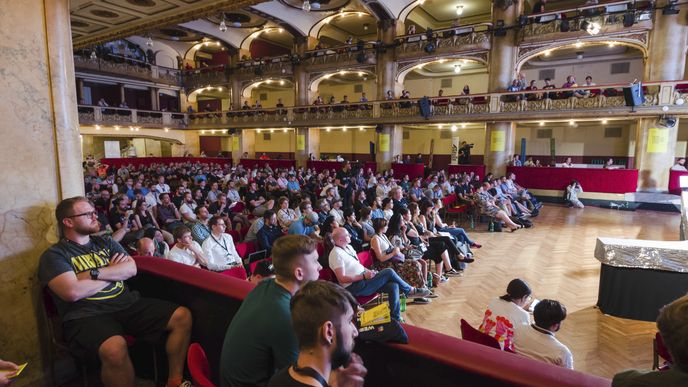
top-left (597, 264), bottom-right (688, 322)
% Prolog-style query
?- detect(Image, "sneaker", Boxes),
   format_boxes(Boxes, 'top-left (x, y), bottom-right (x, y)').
top-left (439, 276), bottom-right (449, 283)
top-left (426, 291), bottom-right (439, 298)
top-left (445, 268), bottom-right (463, 276)
top-left (456, 255), bottom-right (475, 263)
top-left (408, 286), bottom-right (432, 298)
top-left (412, 297), bottom-right (431, 304)
top-left (470, 242), bottom-right (482, 249)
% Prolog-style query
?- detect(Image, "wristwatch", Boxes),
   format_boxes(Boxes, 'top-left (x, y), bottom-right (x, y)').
top-left (90, 268), bottom-right (100, 280)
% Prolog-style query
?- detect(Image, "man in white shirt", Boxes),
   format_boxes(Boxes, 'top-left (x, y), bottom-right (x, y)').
top-left (513, 299), bottom-right (573, 369)
top-left (671, 157), bottom-right (688, 171)
top-left (168, 225), bottom-right (208, 268)
top-left (201, 217), bottom-right (243, 272)
top-left (154, 175), bottom-right (171, 203)
top-left (328, 227), bottom-right (430, 322)
top-left (179, 192), bottom-right (198, 223)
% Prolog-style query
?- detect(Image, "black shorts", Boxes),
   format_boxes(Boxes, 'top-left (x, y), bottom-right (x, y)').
top-left (62, 297), bottom-right (179, 361)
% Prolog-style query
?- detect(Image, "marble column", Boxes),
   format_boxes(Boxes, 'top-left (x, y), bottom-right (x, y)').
top-left (376, 19), bottom-right (401, 100)
top-left (375, 125), bottom-right (403, 170)
top-left (294, 38), bottom-right (309, 106)
top-left (484, 122), bottom-right (516, 177)
top-left (76, 77), bottom-right (85, 104)
top-left (0, 0), bottom-right (83, 384)
top-left (229, 51), bottom-right (242, 110)
top-left (119, 83), bottom-right (126, 105)
top-left (634, 0), bottom-right (687, 191)
top-left (484, 1), bottom-right (523, 175)
top-left (294, 127), bottom-right (320, 168)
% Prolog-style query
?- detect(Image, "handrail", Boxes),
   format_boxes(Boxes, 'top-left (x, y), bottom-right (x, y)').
top-left (396, 22), bottom-right (493, 41)
top-left (523, 0), bottom-right (651, 19)
top-left (305, 41), bottom-right (377, 56)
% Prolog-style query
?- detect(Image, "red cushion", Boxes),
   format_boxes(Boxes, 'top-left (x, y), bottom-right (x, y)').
top-left (319, 267), bottom-right (337, 282)
top-left (357, 251), bottom-right (374, 268)
top-left (219, 266), bottom-right (248, 280)
top-left (460, 319), bottom-right (501, 350)
top-left (235, 242), bottom-right (257, 259)
top-left (187, 343), bottom-right (215, 387)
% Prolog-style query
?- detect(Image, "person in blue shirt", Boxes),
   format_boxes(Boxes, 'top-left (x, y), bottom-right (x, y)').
top-left (370, 196), bottom-right (385, 219)
top-left (287, 211), bottom-right (320, 239)
top-left (257, 210), bottom-right (283, 255)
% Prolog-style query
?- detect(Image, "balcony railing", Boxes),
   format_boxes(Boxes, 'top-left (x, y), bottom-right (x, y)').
top-left (395, 23), bottom-right (492, 56)
top-left (78, 81), bottom-right (687, 129)
top-left (77, 105), bottom-right (186, 127)
top-left (182, 65), bottom-right (229, 90)
top-left (521, 0), bottom-right (653, 39)
top-left (303, 43), bottom-right (377, 68)
top-left (74, 54), bottom-right (181, 85)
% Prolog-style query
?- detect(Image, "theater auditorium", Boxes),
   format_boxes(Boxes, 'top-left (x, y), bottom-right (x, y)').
top-left (2, 0), bottom-right (688, 386)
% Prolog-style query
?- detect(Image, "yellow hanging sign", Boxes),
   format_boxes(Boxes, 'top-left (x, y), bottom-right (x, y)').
top-left (490, 130), bottom-right (505, 152)
top-left (380, 134), bottom-right (390, 152)
top-left (647, 127), bottom-right (669, 153)
top-left (297, 134), bottom-right (305, 151)
top-left (232, 136), bottom-right (239, 151)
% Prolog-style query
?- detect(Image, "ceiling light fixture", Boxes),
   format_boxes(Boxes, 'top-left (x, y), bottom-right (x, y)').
top-left (219, 16), bottom-right (227, 32)
top-left (146, 36), bottom-right (154, 47)
top-left (543, 50), bottom-right (551, 57)
top-left (359, 126), bottom-right (365, 131)
top-left (461, 123), bottom-right (466, 128)
top-left (569, 120), bottom-right (575, 126)
top-left (270, 129), bottom-right (275, 133)
top-left (539, 121), bottom-right (545, 126)
top-left (342, 127), bottom-right (347, 131)
top-left (363, 23), bottom-right (369, 31)
top-left (302, 0), bottom-right (311, 12)
top-left (574, 39), bottom-right (583, 48)
top-left (279, 79), bottom-right (285, 86)
top-left (601, 119), bottom-right (608, 124)
top-left (95, 125), bottom-right (101, 130)
top-left (90, 50), bottom-right (97, 60)
top-left (608, 41), bottom-right (616, 48)
top-left (584, 21), bottom-right (601, 36)
top-left (450, 125), bottom-right (458, 131)
top-left (326, 127), bottom-right (331, 132)
top-left (454, 64), bottom-right (461, 74)
top-left (164, 128), bottom-right (169, 132)
top-left (283, 128), bottom-right (288, 133)
top-left (456, 5), bottom-right (464, 16)
top-left (114, 126), bottom-right (120, 130)
top-left (257, 128), bottom-right (262, 133)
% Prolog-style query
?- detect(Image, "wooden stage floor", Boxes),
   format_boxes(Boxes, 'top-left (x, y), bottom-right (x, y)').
top-left (402, 204), bottom-right (681, 379)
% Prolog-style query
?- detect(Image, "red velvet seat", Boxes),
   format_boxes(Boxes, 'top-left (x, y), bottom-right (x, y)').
top-left (653, 332), bottom-right (673, 370)
top-left (319, 265), bottom-right (379, 306)
top-left (219, 266), bottom-right (248, 280)
top-left (235, 241), bottom-right (257, 260)
top-left (226, 229), bottom-right (241, 243)
top-left (249, 258), bottom-right (272, 275)
top-left (460, 318), bottom-right (501, 351)
top-left (187, 343), bottom-right (215, 387)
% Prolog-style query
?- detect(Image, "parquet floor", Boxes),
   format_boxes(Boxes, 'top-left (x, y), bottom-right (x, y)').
top-left (403, 204), bottom-right (681, 379)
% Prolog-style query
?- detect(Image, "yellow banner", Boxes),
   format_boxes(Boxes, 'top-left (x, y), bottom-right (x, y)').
top-left (380, 134), bottom-right (390, 152)
top-left (232, 136), bottom-right (239, 151)
top-left (647, 127), bottom-right (669, 153)
top-left (296, 134), bottom-right (305, 151)
top-left (490, 130), bottom-right (505, 152)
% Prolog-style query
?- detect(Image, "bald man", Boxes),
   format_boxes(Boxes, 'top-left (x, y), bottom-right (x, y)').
top-left (136, 237), bottom-right (155, 256)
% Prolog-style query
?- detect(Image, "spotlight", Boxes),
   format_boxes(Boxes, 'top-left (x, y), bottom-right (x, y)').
top-left (663, 1), bottom-right (679, 15)
top-left (283, 128), bottom-right (288, 133)
top-left (342, 127), bottom-right (347, 132)
top-left (359, 126), bottom-right (365, 131)
top-left (461, 123), bottom-right (466, 128)
top-left (676, 98), bottom-right (685, 106)
top-left (494, 20), bottom-right (506, 36)
top-left (164, 128), bottom-right (169, 132)
top-left (539, 121), bottom-right (545, 126)
top-left (454, 64), bottom-right (461, 74)
top-left (95, 125), bottom-right (101, 130)
top-left (569, 120), bottom-right (575, 126)
top-left (450, 125), bottom-right (457, 131)
top-left (661, 115), bottom-right (677, 128)
top-left (601, 119), bottom-right (608, 125)
top-left (280, 80), bottom-right (285, 86)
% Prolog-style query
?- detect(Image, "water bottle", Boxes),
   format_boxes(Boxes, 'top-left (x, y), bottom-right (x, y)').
top-left (470, 216), bottom-right (475, 230)
top-left (427, 271), bottom-right (433, 288)
top-left (488, 219), bottom-right (494, 232)
top-left (400, 293), bottom-right (407, 312)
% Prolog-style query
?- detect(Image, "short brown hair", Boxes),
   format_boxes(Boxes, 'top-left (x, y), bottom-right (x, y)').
top-left (173, 225), bottom-right (191, 241)
top-left (290, 281), bottom-right (358, 349)
top-left (55, 196), bottom-right (92, 235)
top-left (272, 235), bottom-right (317, 280)
top-left (372, 218), bottom-right (388, 233)
top-left (657, 294), bottom-right (688, 371)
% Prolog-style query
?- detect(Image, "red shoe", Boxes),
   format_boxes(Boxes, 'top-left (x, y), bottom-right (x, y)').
top-left (470, 243), bottom-right (482, 249)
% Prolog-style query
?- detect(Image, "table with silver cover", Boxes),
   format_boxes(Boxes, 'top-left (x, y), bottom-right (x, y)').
top-left (595, 237), bottom-right (688, 321)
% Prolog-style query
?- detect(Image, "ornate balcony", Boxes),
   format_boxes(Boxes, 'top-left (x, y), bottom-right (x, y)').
top-left (78, 81), bottom-right (686, 130)
top-left (521, 0), bottom-right (653, 43)
top-left (395, 24), bottom-right (492, 61)
top-left (74, 54), bottom-right (181, 85)
top-left (182, 66), bottom-right (229, 90)
top-left (302, 44), bottom-right (377, 72)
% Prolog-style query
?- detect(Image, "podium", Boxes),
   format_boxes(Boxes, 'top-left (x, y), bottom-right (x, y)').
top-left (595, 237), bottom-right (688, 321)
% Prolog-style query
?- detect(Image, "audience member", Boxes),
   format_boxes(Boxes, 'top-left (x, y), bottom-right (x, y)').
top-left (671, 157), bottom-right (687, 171)
top-left (201, 216), bottom-right (242, 272)
top-left (514, 299), bottom-right (573, 369)
top-left (565, 180), bottom-right (584, 209)
top-left (479, 279), bottom-right (532, 351)
top-left (168, 225), bottom-right (207, 268)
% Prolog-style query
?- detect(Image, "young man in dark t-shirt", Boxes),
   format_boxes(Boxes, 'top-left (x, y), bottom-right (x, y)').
top-left (268, 281), bottom-right (365, 387)
top-left (38, 196), bottom-right (192, 387)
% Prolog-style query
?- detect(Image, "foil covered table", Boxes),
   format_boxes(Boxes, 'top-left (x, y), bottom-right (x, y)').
top-left (595, 237), bottom-right (688, 321)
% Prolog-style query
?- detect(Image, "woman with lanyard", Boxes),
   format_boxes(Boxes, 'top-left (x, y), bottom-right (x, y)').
top-left (201, 216), bottom-right (243, 273)
top-left (370, 217), bottom-right (432, 304)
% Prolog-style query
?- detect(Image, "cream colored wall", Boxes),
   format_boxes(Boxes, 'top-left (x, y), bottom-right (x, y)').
top-left (319, 129), bottom-right (376, 154)
top-left (402, 127), bottom-right (486, 155)
top-left (404, 72), bottom-right (490, 96)
top-left (249, 89), bottom-right (294, 107)
top-left (520, 58), bottom-right (644, 89)
top-left (317, 80), bottom-right (378, 101)
top-left (145, 138), bottom-right (163, 156)
top-left (514, 123), bottom-right (632, 156)
top-left (254, 130), bottom-right (296, 152)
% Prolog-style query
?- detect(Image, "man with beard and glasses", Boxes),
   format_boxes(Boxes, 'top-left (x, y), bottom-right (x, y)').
top-left (38, 197), bottom-right (193, 387)
top-left (268, 281), bottom-right (366, 387)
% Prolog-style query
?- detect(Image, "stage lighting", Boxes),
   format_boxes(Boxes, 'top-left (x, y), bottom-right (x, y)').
top-left (663, 1), bottom-right (680, 15)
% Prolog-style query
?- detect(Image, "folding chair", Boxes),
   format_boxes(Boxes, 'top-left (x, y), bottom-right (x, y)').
top-left (187, 343), bottom-right (215, 387)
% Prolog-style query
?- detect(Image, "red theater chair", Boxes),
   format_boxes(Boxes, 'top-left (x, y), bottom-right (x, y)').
top-left (460, 318), bottom-right (502, 351)
top-left (653, 332), bottom-right (673, 370)
top-left (187, 343), bottom-right (215, 387)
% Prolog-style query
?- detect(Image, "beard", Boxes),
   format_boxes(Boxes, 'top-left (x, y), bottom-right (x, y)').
top-left (75, 221), bottom-right (101, 235)
top-left (330, 330), bottom-right (353, 369)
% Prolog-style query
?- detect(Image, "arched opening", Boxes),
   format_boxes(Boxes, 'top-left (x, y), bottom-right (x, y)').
top-left (314, 12), bottom-right (378, 47)
top-left (401, 0), bottom-right (492, 34)
top-left (310, 69), bottom-right (377, 103)
top-left (518, 41), bottom-right (646, 87)
top-left (399, 57), bottom-right (488, 97)
top-left (187, 86), bottom-right (229, 111)
top-left (241, 27), bottom-right (294, 60)
top-left (242, 78), bottom-right (295, 108)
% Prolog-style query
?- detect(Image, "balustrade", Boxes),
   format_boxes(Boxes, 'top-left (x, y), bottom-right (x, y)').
top-left (395, 23), bottom-right (492, 57)
top-left (74, 54), bottom-right (181, 85)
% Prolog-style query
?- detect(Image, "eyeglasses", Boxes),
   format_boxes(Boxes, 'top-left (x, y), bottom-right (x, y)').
top-left (215, 223), bottom-right (226, 227)
top-left (67, 211), bottom-right (98, 219)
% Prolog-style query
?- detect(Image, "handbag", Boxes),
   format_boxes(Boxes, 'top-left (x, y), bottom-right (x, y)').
top-left (356, 298), bottom-right (408, 344)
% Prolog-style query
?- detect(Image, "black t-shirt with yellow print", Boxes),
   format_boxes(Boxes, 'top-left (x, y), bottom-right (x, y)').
top-left (38, 236), bottom-right (139, 321)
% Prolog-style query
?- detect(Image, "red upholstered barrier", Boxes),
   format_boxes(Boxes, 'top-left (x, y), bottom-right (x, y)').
top-left (307, 160), bottom-right (377, 173)
top-left (130, 256), bottom-right (611, 387)
top-left (447, 164), bottom-right (486, 178)
top-left (100, 157), bottom-right (232, 168)
top-left (669, 170), bottom-right (688, 195)
top-left (238, 158), bottom-right (296, 170)
top-left (391, 163), bottom-right (425, 180)
top-left (507, 166), bottom-right (638, 194)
